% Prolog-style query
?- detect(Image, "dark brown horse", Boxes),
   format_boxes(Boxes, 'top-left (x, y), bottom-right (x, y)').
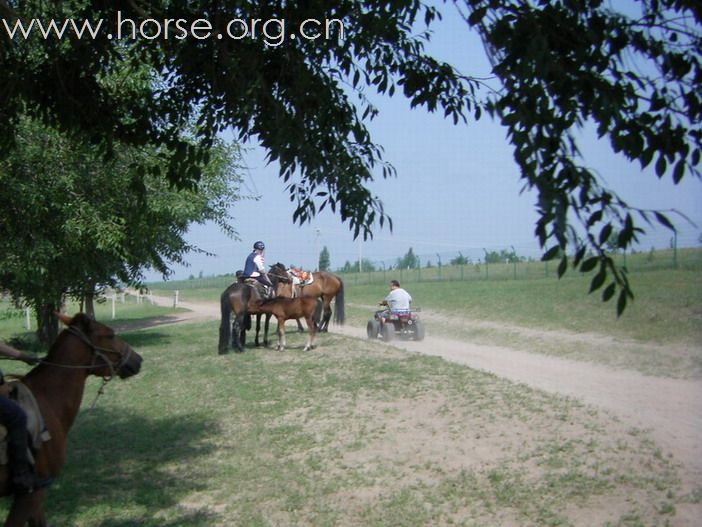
top-left (268, 263), bottom-right (345, 332)
top-left (0, 312), bottom-right (143, 527)
top-left (218, 281), bottom-right (270, 354)
top-left (254, 296), bottom-right (319, 351)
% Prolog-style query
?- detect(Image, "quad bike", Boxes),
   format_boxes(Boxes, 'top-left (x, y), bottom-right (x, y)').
top-left (367, 308), bottom-right (425, 342)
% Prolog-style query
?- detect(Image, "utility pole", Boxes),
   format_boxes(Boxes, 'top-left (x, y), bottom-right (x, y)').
top-left (314, 228), bottom-right (321, 271)
top-left (358, 238), bottom-right (363, 273)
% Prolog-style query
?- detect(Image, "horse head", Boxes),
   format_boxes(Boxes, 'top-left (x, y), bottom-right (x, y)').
top-left (54, 312), bottom-right (143, 379)
top-left (268, 263), bottom-right (291, 284)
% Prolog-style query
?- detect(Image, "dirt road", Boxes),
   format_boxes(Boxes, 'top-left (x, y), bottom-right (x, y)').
top-left (138, 293), bottom-right (702, 521)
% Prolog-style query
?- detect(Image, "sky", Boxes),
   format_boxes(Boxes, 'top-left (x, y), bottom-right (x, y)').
top-left (147, 4), bottom-right (701, 282)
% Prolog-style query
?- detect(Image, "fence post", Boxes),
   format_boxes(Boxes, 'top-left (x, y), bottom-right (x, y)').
top-left (173, 290), bottom-right (179, 308)
top-left (111, 295), bottom-right (116, 319)
top-left (672, 232), bottom-right (678, 269)
top-left (24, 308), bottom-right (31, 330)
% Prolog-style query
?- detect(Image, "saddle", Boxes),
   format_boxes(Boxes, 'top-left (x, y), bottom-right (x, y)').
top-left (289, 267), bottom-right (314, 286)
top-left (242, 278), bottom-right (272, 299)
top-left (0, 381), bottom-right (51, 466)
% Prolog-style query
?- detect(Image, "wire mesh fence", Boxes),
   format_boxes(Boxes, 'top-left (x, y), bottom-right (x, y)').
top-left (146, 247), bottom-right (702, 291)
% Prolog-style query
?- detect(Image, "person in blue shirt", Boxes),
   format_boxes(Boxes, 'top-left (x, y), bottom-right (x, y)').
top-left (243, 241), bottom-right (274, 298)
top-left (0, 340), bottom-right (39, 493)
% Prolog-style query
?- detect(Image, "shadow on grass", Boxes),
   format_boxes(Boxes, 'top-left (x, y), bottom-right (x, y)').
top-left (119, 330), bottom-right (176, 348)
top-left (43, 407), bottom-right (221, 526)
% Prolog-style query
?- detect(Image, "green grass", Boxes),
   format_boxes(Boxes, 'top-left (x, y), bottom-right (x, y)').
top-left (147, 249), bottom-right (702, 346)
top-left (0, 296), bottom-right (185, 353)
top-left (344, 268), bottom-right (702, 345)
top-left (141, 254), bottom-right (702, 377)
top-left (0, 322), bottom-right (689, 526)
top-left (342, 268), bottom-right (702, 378)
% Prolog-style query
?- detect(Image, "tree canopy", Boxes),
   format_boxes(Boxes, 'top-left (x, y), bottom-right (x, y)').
top-left (1, 0), bottom-right (700, 313)
top-left (0, 116), bottom-right (243, 341)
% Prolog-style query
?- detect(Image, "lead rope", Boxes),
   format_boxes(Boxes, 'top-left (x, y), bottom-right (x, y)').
top-left (88, 378), bottom-right (109, 411)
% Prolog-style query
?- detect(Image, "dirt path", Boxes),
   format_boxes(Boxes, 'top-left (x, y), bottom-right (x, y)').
top-left (137, 293), bottom-right (702, 519)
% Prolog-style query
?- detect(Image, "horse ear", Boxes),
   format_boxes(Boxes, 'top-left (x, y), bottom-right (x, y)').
top-left (55, 311), bottom-right (73, 326)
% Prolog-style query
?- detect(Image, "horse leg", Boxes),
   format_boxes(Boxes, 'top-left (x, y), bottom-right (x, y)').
top-left (233, 313), bottom-right (246, 352)
top-left (303, 315), bottom-right (317, 351)
top-left (276, 316), bottom-right (286, 352)
top-left (264, 314), bottom-right (271, 347)
top-left (296, 318), bottom-right (305, 333)
top-left (254, 314), bottom-right (262, 347)
top-left (320, 297), bottom-right (332, 332)
top-left (6, 491), bottom-right (46, 527)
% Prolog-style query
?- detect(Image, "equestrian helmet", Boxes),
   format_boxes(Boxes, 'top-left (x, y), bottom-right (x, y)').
top-left (253, 241), bottom-right (265, 251)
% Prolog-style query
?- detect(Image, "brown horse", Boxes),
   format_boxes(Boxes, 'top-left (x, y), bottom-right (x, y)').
top-left (254, 296), bottom-right (319, 351)
top-left (218, 281), bottom-right (270, 354)
top-left (269, 263), bottom-right (345, 332)
top-left (0, 312), bottom-right (143, 527)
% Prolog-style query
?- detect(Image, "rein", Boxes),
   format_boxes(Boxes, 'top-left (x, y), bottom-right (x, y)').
top-left (31, 326), bottom-right (132, 381)
top-left (66, 325), bottom-right (133, 380)
top-left (268, 269), bottom-right (291, 283)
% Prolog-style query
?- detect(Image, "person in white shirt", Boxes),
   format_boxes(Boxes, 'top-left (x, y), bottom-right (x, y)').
top-left (379, 280), bottom-right (412, 318)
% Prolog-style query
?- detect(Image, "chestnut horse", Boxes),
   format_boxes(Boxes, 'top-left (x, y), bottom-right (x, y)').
top-left (254, 296), bottom-right (319, 351)
top-left (0, 312), bottom-right (143, 527)
top-left (268, 263), bottom-right (345, 332)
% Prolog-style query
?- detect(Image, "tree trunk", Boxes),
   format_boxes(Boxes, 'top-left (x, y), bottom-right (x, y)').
top-left (83, 279), bottom-right (96, 318)
top-left (36, 302), bottom-right (59, 345)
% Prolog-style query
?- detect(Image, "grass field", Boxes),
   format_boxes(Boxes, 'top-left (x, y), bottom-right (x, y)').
top-left (0, 250), bottom-right (699, 525)
top-left (140, 249), bottom-right (702, 378)
top-left (146, 248), bottom-right (702, 346)
top-left (0, 317), bottom-right (691, 526)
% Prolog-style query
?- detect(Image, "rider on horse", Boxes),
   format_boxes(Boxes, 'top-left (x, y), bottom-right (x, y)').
top-left (0, 340), bottom-right (39, 494)
top-left (243, 241), bottom-right (274, 299)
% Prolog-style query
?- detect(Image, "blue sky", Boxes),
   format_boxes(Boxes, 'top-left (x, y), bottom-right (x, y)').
top-left (149, 4), bottom-right (701, 281)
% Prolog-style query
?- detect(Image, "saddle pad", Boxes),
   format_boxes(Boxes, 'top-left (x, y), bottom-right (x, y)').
top-left (9, 381), bottom-right (52, 449)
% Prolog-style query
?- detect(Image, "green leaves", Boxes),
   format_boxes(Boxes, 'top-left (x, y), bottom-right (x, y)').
top-left (477, 0), bottom-right (700, 314)
top-left (0, 117), bottom-right (244, 315)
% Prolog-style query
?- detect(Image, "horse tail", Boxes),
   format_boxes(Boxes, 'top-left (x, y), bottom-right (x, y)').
top-left (218, 288), bottom-right (233, 354)
top-left (334, 278), bottom-right (345, 325)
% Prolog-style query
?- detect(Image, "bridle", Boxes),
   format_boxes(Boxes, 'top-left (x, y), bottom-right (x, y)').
top-left (65, 325), bottom-right (133, 381)
top-left (268, 267), bottom-right (291, 283)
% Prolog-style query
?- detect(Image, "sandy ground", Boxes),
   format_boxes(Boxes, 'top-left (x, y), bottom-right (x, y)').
top-left (132, 293), bottom-right (702, 524)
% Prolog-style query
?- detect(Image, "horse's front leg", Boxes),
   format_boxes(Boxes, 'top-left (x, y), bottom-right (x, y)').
top-left (276, 316), bottom-right (286, 352)
top-left (303, 315), bottom-right (317, 351)
top-left (264, 314), bottom-right (271, 347)
top-left (6, 490), bottom-right (47, 527)
top-left (296, 318), bottom-right (305, 333)
top-left (254, 314), bottom-right (262, 347)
